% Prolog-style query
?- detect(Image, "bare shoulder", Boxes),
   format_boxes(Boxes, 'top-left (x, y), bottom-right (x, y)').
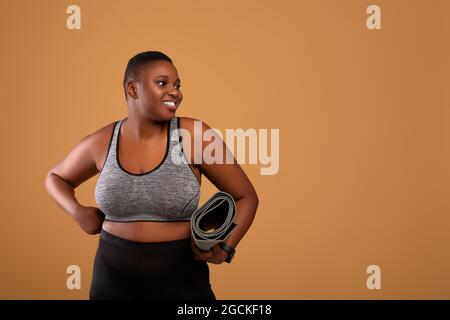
top-left (177, 116), bottom-right (224, 161)
top-left (47, 120), bottom-right (119, 188)
top-left (89, 121), bottom-right (118, 144)
top-left (178, 116), bottom-right (211, 133)
top-left (178, 116), bottom-right (196, 128)
top-left (89, 121), bottom-right (119, 171)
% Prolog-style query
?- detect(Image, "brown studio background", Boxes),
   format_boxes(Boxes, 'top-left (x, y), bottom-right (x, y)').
top-left (0, 0), bottom-right (449, 299)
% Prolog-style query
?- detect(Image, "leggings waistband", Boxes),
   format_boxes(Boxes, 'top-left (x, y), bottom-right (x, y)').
top-left (100, 228), bottom-right (192, 251)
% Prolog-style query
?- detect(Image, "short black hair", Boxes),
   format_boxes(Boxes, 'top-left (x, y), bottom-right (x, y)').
top-left (123, 51), bottom-right (173, 99)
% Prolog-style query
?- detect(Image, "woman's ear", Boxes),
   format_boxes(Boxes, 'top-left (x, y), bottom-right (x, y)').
top-left (126, 80), bottom-right (138, 99)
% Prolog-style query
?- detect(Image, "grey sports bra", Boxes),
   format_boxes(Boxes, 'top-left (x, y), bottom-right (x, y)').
top-left (95, 116), bottom-right (200, 222)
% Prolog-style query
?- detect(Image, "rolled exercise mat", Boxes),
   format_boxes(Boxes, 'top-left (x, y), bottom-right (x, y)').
top-left (190, 191), bottom-right (238, 251)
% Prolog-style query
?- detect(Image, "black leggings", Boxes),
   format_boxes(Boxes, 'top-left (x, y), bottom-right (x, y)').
top-left (89, 229), bottom-right (216, 300)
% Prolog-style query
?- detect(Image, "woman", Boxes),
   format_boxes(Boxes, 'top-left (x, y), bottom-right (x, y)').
top-left (45, 51), bottom-right (259, 300)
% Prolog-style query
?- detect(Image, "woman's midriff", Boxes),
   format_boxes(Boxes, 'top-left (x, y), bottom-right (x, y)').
top-left (102, 220), bottom-right (192, 242)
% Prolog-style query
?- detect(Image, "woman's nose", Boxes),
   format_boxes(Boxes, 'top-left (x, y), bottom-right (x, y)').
top-left (167, 86), bottom-right (179, 96)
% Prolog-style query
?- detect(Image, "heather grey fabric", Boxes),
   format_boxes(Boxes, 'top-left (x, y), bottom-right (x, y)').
top-left (190, 191), bottom-right (237, 250)
top-left (95, 117), bottom-right (200, 222)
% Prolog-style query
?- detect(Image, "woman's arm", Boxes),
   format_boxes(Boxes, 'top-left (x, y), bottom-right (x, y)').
top-left (197, 158), bottom-right (259, 250)
top-left (181, 117), bottom-right (259, 255)
top-left (44, 131), bottom-right (106, 234)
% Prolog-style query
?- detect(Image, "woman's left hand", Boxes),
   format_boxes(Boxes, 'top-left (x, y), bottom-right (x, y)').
top-left (191, 239), bottom-right (228, 264)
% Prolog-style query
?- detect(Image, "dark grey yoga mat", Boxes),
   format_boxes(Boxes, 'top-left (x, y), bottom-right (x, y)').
top-left (190, 191), bottom-right (237, 251)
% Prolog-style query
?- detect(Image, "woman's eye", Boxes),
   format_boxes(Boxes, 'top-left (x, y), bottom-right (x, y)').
top-left (156, 81), bottom-right (180, 89)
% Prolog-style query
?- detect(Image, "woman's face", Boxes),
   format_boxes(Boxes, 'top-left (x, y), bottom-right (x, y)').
top-left (134, 60), bottom-right (183, 120)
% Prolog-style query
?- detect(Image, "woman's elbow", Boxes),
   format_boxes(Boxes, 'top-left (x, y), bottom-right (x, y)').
top-left (44, 171), bottom-right (54, 193)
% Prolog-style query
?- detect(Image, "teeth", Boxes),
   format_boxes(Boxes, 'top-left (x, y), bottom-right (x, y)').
top-left (163, 101), bottom-right (176, 106)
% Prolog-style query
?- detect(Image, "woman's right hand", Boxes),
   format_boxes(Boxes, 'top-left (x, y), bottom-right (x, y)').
top-left (74, 205), bottom-right (105, 235)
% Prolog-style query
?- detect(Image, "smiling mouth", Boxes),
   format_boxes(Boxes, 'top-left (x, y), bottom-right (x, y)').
top-left (163, 100), bottom-right (178, 111)
top-left (163, 101), bottom-right (176, 107)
